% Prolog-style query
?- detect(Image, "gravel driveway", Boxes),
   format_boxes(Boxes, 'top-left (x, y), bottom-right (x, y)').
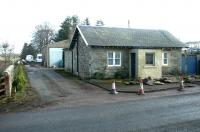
top-left (25, 65), bottom-right (135, 109)
top-left (25, 65), bottom-right (200, 110)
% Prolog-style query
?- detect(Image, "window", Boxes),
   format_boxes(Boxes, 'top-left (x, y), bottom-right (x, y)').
top-left (107, 52), bottom-right (121, 66)
top-left (162, 52), bottom-right (168, 65)
top-left (145, 53), bottom-right (155, 65)
top-left (107, 52), bottom-right (114, 66)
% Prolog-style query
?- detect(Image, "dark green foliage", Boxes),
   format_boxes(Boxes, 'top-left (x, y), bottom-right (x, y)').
top-left (54, 15), bottom-right (79, 42)
top-left (115, 70), bottom-right (129, 79)
top-left (82, 17), bottom-right (90, 25)
top-left (20, 43), bottom-right (36, 59)
top-left (12, 65), bottom-right (27, 92)
top-left (93, 72), bottom-right (105, 79)
top-left (183, 75), bottom-right (190, 82)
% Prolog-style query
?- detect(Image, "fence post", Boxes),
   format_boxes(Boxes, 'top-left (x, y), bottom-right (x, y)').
top-left (3, 65), bottom-right (14, 97)
top-left (197, 55), bottom-right (200, 74)
top-left (4, 73), bottom-right (10, 97)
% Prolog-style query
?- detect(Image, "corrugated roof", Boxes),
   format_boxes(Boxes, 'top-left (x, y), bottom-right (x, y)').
top-left (47, 40), bottom-right (70, 48)
top-left (78, 26), bottom-right (185, 48)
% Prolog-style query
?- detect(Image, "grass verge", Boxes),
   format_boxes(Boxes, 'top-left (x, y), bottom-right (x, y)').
top-left (0, 65), bottom-right (39, 113)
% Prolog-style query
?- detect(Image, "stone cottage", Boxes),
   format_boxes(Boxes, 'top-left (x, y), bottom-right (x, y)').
top-left (64, 26), bottom-right (185, 79)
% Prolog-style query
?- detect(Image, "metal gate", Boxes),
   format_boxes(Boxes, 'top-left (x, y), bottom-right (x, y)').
top-left (181, 55), bottom-right (197, 75)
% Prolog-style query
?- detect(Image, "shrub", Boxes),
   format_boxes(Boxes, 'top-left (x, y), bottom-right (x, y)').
top-left (93, 72), bottom-right (105, 79)
top-left (115, 70), bottom-right (129, 79)
top-left (12, 64), bottom-right (27, 92)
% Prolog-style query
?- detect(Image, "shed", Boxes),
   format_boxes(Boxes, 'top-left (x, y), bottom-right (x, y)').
top-left (42, 40), bottom-right (70, 68)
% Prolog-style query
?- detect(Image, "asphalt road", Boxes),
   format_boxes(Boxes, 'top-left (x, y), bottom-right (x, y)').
top-left (1, 93), bottom-right (200, 132)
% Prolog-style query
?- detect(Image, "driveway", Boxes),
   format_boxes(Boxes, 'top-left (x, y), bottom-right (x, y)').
top-left (26, 65), bottom-right (135, 109)
top-left (25, 65), bottom-right (200, 110)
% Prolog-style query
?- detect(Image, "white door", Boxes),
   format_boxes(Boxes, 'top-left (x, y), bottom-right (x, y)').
top-left (49, 48), bottom-right (63, 68)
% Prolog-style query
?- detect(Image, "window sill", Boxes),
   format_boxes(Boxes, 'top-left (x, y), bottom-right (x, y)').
top-left (144, 65), bottom-right (157, 68)
top-left (162, 65), bottom-right (169, 67)
top-left (107, 65), bottom-right (121, 67)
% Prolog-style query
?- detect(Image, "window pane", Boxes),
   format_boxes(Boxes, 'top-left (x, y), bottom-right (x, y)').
top-left (108, 59), bottom-right (113, 65)
top-left (164, 58), bottom-right (168, 64)
top-left (145, 53), bottom-right (154, 65)
top-left (108, 52), bottom-right (113, 58)
top-left (164, 53), bottom-right (167, 58)
top-left (115, 52), bottom-right (120, 59)
top-left (115, 59), bottom-right (120, 65)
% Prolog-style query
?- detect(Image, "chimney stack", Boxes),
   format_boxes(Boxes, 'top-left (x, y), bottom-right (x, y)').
top-left (128, 20), bottom-right (130, 28)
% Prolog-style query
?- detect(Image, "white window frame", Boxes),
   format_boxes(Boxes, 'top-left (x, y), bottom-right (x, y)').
top-left (107, 51), bottom-right (121, 66)
top-left (162, 52), bottom-right (168, 65)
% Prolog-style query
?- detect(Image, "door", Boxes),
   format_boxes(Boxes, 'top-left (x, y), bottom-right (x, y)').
top-left (131, 53), bottom-right (136, 78)
top-left (49, 48), bottom-right (64, 68)
top-left (181, 55), bottom-right (197, 75)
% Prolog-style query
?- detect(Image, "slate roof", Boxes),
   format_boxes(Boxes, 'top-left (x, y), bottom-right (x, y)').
top-left (78, 26), bottom-right (185, 48)
top-left (48, 40), bottom-right (70, 49)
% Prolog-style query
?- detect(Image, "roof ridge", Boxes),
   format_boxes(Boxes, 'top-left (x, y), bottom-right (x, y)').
top-left (78, 25), bottom-right (165, 31)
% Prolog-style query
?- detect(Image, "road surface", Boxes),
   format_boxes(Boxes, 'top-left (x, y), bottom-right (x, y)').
top-left (1, 93), bottom-right (200, 132)
top-left (1, 65), bottom-right (200, 131)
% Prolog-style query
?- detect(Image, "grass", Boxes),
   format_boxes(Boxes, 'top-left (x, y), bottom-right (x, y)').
top-left (0, 64), bottom-right (34, 108)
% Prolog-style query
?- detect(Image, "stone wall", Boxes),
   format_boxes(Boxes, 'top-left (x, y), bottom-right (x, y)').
top-left (65, 37), bottom-right (130, 79)
top-left (90, 48), bottom-right (129, 78)
top-left (77, 36), bottom-right (91, 78)
top-left (66, 35), bottom-right (91, 78)
top-left (72, 42), bottom-right (77, 75)
top-left (162, 48), bottom-right (182, 75)
top-left (64, 49), bottom-right (72, 72)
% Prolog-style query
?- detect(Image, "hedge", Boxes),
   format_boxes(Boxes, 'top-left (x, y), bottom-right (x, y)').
top-left (12, 64), bottom-right (27, 92)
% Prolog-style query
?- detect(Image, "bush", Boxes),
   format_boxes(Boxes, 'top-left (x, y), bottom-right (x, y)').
top-left (12, 64), bottom-right (27, 92)
top-left (93, 72), bottom-right (105, 79)
top-left (115, 70), bottom-right (129, 79)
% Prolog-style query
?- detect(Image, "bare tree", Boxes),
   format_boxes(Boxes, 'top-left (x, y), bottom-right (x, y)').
top-left (96, 19), bottom-right (104, 26)
top-left (32, 22), bottom-right (55, 53)
top-left (0, 42), bottom-right (14, 66)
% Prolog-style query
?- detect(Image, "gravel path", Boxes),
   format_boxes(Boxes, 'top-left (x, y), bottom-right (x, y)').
top-left (25, 65), bottom-right (200, 111)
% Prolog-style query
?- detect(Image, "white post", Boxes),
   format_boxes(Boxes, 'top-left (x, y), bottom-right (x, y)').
top-left (111, 80), bottom-right (118, 95)
top-left (3, 65), bottom-right (14, 97)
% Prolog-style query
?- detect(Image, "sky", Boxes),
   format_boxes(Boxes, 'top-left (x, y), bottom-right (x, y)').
top-left (0, 0), bottom-right (200, 53)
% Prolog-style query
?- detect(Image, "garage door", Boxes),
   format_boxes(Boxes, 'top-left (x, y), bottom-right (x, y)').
top-left (49, 48), bottom-right (63, 68)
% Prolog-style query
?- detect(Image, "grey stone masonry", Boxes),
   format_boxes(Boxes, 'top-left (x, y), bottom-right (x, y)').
top-left (90, 48), bottom-right (129, 78)
top-left (64, 50), bottom-right (72, 72)
top-left (162, 48), bottom-right (182, 75)
top-left (77, 36), bottom-right (91, 78)
top-left (72, 43), bottom-right (77, 75)
top-left (66, 33), bottom-right (130, 79)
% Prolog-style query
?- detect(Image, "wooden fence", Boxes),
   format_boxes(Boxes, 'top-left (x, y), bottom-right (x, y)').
top-left (0, 75), bottom-right (7, 98)
top-left (0, 65), bottom-right (14, 98)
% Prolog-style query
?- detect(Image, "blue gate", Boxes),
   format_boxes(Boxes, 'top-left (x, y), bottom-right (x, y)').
top-left (181, 55), bottom-right (197, 75)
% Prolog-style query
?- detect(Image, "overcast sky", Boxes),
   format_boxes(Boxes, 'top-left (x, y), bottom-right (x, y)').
top-left (0, 0), bottom-right (200, 53)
